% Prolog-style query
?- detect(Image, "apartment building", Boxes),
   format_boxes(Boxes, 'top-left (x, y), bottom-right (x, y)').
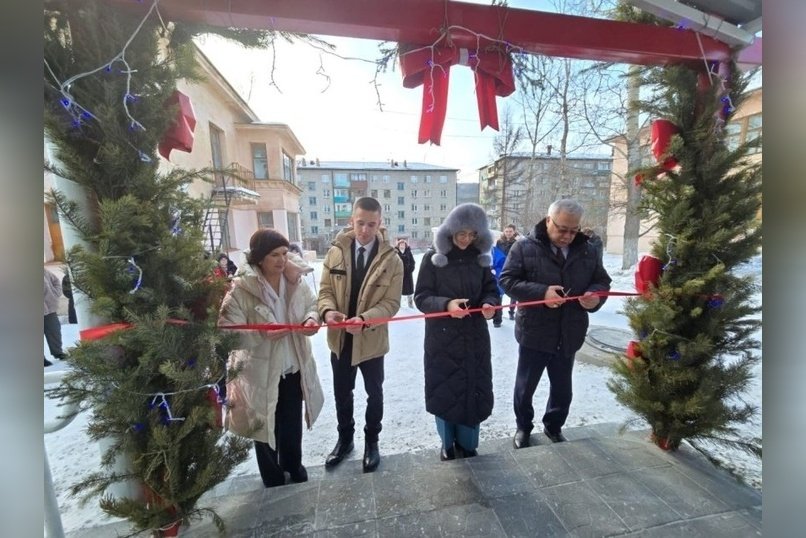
top-left (297, 161), bottom-right (459, 253)
top-left (479, 151), bottom-right (612, 238)
top-left (606, 86), bottom-right (762, 255)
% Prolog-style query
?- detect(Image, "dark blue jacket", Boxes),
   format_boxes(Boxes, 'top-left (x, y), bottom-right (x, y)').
top-left (499, 220), bottom-right (611, 355)
top-left (414, 246), bottom-right (500, 426)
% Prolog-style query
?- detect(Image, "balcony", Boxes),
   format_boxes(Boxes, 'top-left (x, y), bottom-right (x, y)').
top-left (211, 162), bottom-right (260, 205)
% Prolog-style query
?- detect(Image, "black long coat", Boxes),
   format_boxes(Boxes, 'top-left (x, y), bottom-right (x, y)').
top-left (499, 220), bottom-right (612, 355)
top-left (397, 246), bottom-right (416, 295)
top-left (414, 246), bottom-right (500, 426)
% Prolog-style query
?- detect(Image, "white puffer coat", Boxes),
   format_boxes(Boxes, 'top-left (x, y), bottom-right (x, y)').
top-left (219, 257), bottom-right (324, 448)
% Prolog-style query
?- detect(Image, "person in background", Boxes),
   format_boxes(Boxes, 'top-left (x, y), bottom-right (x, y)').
top-left (219, 228), bottom-right (324, 488)
top-left (62, 270), bottom-right (77, 324)
top-left (213, 253), bottom-right (230, 279)
top-left (44, 268), bottom-right (66, 366)
top-left (582, 226), bottom-right (604, 261)
top-left (491, 224), bottom-right (519, 327)
top-left (500, 199), bottom-right (611, 447)
top-left (414, 203), bottom-right (499, 460)
top-left (318, 197), bottom-right (403, 473)
top-left (395, 238), bottom-right (416, 308)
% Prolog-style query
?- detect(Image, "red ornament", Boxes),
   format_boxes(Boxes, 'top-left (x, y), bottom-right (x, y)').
top-left (635, 255), bottom-right (663, 296)
top-left (650, 119), bottom-right (680, 171)
top-left (625, 340), bottom-right (641, 369)
top-left (206, 386), bottom-right (224, 428)
top-left (400, 45), bottom-right (515, 145)
top-left (634, 173), bottom-right (644, 186)
top-left (158, 90), bottom-right (196, 160)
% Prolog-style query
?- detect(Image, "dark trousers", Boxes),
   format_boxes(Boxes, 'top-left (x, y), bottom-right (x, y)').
top-left (44, 313), bottom-right (64, 359)
top-left (492, 294), bottom-right (516, 324)
top-left (254, 371), bottom-right (303, 487)
top-left (331, 346), bottom-right (384, 443)
top-left (513, 344), bottom-right (575, 434)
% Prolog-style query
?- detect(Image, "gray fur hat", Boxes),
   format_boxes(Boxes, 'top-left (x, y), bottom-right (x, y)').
top-left (432, 203), bottom-right (493, 267)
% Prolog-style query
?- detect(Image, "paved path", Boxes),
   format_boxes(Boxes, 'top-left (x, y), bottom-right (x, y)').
top-left (70, 424), bottom-right (761, 537)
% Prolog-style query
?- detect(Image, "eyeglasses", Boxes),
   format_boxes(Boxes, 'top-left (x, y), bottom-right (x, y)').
top-left (548, 217), bottom-right (580, 236)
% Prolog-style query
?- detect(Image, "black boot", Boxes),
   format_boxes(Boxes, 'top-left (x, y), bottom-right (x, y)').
top-left (454, 441), bottom-right (477, 458)
top-left (440, 445), bottom-right (456, 461)
top-left (362, 441), bottom-right (380, 473)
top-left (325, 438), bottom-right (354, 467)
top-left (288, 465), bottom-right (308, 483)
top-left (513, 428), bottom-right (531, 449)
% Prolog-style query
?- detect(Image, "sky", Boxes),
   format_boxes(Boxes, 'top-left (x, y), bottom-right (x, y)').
top-left (45, 252), bottom-right (762, 534)
top-left (194, 0), bottom-right (560, 182)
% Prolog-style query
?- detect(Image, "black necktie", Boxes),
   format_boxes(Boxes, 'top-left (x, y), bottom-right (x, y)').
top-left (357, 246), bottom-right (366, 273)
top-left (554, 246), bottom-right (565, 266)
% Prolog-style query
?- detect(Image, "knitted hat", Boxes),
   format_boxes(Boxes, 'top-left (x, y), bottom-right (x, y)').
top-left (431, 203), bottom-right (493, 267)
top-left (247, 228), bottom-right (290, 265)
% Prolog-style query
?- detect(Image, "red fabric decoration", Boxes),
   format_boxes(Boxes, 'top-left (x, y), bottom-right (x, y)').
top-left (634, 173), bottom-right (644, 186)
top-left (158, 90), bottom-right (196, 160)
top-left (400, 45), bottom-right (515, 145)
top-left (635, 255), bottom-right (664, 296)
top-left (625, 340), bottom-right (641, 370)
top-left (206, 387), bottom-right (224, 428)
top-left (143, 486), bottom-right (181, 536)
top-left (650, 119), bottom-right (680, 171)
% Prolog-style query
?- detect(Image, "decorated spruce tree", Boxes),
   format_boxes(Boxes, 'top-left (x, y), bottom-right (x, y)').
top-left (608, 61), bottom-right (762, 455)
top-left (43, 1), bottom-right (280, 534)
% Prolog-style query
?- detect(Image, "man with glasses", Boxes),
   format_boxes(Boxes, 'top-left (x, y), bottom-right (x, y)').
top-left (499, 199), bottom-right (611, 447)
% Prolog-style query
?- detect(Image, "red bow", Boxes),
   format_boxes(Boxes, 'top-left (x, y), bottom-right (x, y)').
top-left (158, 90), bottom-right (197, 160)
top-left (400, 45), bottom-right (515, 145)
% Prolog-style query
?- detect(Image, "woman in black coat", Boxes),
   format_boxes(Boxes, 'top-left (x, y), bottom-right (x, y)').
top-left (414, 204), bottom-right (499, 461)
top-left (396, 238), bottom-right (416, 307)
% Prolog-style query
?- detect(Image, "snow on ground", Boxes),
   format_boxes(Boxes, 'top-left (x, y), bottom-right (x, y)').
top-left (44, 252), bottom-right (762, 533)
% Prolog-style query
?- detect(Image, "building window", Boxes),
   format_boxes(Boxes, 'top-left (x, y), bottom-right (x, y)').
top-left (397, 182), bottom-right (405, 191)
top-left (410, 175), bottom-right (418, 183)
top-left (324, 205), bottom-right (331, 213)
top-left (423, 204), bottom-right (431, 211)
top-left (258, 212), bottom-right (274, 228)
top-left (383, 175), bottom-right (390, 183)
top-left (324, 218), bottom-right (332, 227)
top-left (411, 204), bottom-right (418, 211)
top-left (440, 204), bottom-right (447, 211)
top-left (251, 143), bottom-right (268, 179)
top-left (307, 181), bottom-right (316, 190)
top-left (398, 210), bottom-right (405, 219)
top-left (383, 189), bottom-right (391, 198)
top-left (350, 173), bottom-right (367, 181)
top-left (440, 190), bottom-right (447, 197)
top-left (370, 189), bottom-right (378, 198)
top-left (597, 162), bottom-right (610, 171)
top-left (439, 175), bottom-right (448, 183)
top-left (209, 123), bottom-right (225, 186)
top-left (371, 175), bottom-right (379, 182)
top-left (321, 174), bottom-right (330, 182)
top-left (398, 196), bottom-right (405, 205)
top-left (746, 113), bottom-right (762, 154)
top-left (424, 230), bottom-right (432, 239)
top-left (286, 212), bottom-right (299, 241)
top-left (411, 190), bottom-right (417, 198)
top-left (308, 196), bottom-right (316, 205)
top-left (282, 151), bottom-right (294, 183)
top-left (398, 224), bottom-right (405, 232)
top-left (384, 204), bottom-right (391, 212)
top-left (323, 189), bottom-right (330, 198)
top-left (424, 217), bottom-right (431, 226)
top-left (311, 210), bottom-right (318, 220)
top-left (311, 226), bottom-right (319, 234)
top-left (411, 231), bottom-right (419, 239)
top-left (411, 217), bottom-right (418, 225)
top-left (424, 175), bottom-right (432, 183)
top-left (423, 189), bottom-right (430, 197)
top-left (384, 217), bottom-right (391, 226)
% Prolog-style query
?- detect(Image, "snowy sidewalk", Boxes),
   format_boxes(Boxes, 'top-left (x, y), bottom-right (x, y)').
top-left (69, 423), bottom-right (761, 537)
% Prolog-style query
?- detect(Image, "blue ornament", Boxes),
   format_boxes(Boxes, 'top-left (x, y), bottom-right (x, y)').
top-left (132, 422), bottom-right (146, 432)
top-left (667, 351), bottom-right (681, 361)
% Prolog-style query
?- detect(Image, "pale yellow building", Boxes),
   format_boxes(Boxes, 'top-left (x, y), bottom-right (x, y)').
top-left (606, 87), bottom-right (762, 256)
top-left (44, 45), bottom-right (305, 266)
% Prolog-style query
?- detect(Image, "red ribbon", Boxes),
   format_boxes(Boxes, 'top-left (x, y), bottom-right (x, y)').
top-left (400, 45), bottom-right (515, 145)
top-left (79, 291), bottom-right (639, 340)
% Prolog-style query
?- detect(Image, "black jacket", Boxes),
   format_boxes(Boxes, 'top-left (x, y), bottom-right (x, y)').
top-left (499, 220), bottom-right (611, 355)
top-left (397, 247), bottom-right (416, 295)
top-left (414, 246), bottom-right (500, 426)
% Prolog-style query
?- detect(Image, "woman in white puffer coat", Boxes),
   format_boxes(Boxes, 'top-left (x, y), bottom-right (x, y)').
top-left (219, 229), bottom-right (324, 488)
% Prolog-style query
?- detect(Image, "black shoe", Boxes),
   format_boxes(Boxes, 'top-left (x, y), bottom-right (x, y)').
top-left (44, 358), bottom-right (53, 367)
top-left (509, 311), bottom-right (515, 320)
top-left (454, 442), bottom-right (477, 458)
top-left (543, 427), bottom-right (567, 443)
top-left (440, 446), bottom-right (456, 461)
top-left (54, 353), bottom-right (67, 361)
top-left (493, 321), bottom-right (502, 328)
top-left (325, 439), bottom-right (354, 467)
top-left (513, 429), bottom-right (531, 449)
top-left (288, 465), bottom-right (308, 483)
top-left (362, 441), bottom-right (380, 473)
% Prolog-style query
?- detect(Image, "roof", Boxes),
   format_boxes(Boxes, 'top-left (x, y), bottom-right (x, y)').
top-left (297, 161), bottom-right (459, 172)
top-left (478, 152), bottom-right (611, 170)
